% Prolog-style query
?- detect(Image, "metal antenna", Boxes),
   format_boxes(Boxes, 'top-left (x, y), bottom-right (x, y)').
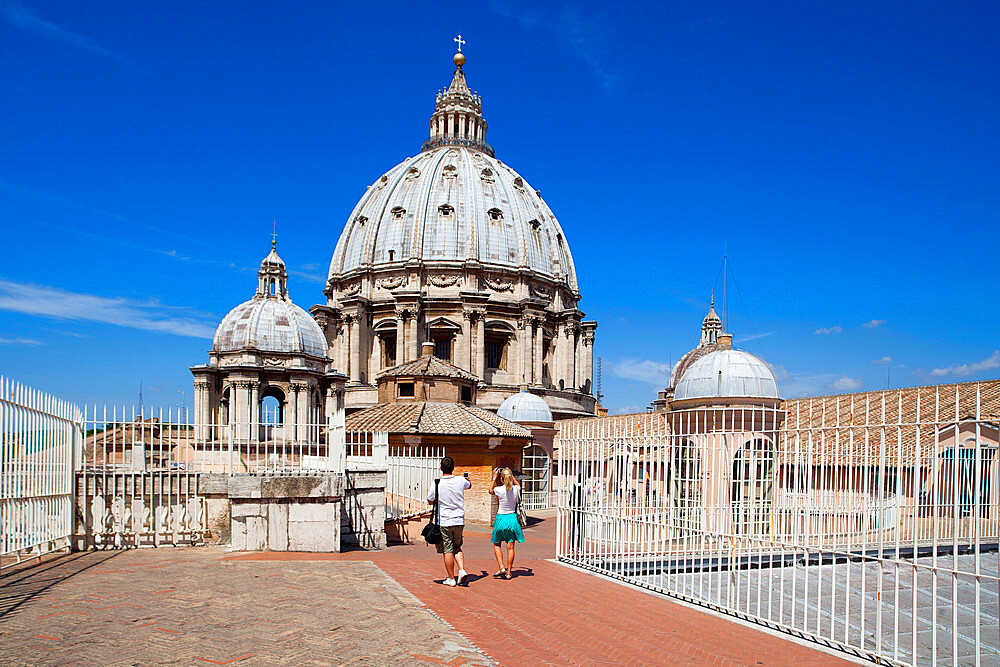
top-left (723, 239), bottom-right (728, 332)
top-left (596, 356), bottom-right (604, 403)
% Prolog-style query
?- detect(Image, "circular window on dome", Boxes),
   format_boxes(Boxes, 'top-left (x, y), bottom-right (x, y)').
top-left (354, 215), bottom-right (368, 227)
top-left (480, 168), bottom-right (495, 183)
top-left (405, 167), bottom-right (420, 181)
top-left (376, 175), bottom-right (388, 189)
top-left (487, 208), bottom-right (503, 224)
top-left (513, 177), bottom-right (524, 189)
top-left (442, 165), bottom-right (457, 180)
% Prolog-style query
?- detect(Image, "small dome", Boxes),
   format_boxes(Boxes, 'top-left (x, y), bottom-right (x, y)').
top-left (673, 349), bottom-right (779, 402)
top-left (213, 298), bottom-right (328, 358)
top-left (498, 390), bottom-right (553, 423)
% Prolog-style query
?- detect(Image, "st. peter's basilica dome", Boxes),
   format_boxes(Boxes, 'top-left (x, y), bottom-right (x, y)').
top-left (329, 147), bottom-right (578, 290)
top-left (313, 48), bottom-right (597, 419)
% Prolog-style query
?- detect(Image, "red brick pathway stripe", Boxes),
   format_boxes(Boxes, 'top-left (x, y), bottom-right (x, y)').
top-left (194, 654), bottom-right (255, 664)
top-left (32, 635), bottom-right (60, 641)
top-left (97, 603), bottom-right (143, 609)
top-left (36, 611), bottom-right (89, 619)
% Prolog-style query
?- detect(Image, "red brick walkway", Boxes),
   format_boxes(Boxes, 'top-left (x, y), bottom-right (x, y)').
top-left (232, 512), bottom-right (854, 666)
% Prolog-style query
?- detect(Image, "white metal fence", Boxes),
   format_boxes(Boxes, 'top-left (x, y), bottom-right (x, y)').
top-left (386, 444), bottom-right (444, 520)
top-left (78, 405), bottom-right (351, 547)
top-left (556, 387), bottom-right (1000, 666)
top-left (1, 377), bottom-right (79, 568)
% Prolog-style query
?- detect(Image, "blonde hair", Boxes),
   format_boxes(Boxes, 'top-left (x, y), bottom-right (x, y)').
top-left (501, 467), bottom-right (515, 491)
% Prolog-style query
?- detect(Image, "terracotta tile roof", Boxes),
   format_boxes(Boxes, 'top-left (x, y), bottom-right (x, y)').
top-left (376, 354), bottom-right (479, 381)
top-left (346, 401), bottom-right (530, 438)
top-left (779, 379), bottom-right (1000, 466)
top-left (554, 412), bottom-right (670, 451)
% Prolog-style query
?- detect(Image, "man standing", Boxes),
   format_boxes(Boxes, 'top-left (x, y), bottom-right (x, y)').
top-left (427, 456), bottom-right (471, 587)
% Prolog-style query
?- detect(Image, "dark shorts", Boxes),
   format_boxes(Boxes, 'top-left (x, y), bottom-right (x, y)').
top-left (436, 524), bottom-right (464, 554)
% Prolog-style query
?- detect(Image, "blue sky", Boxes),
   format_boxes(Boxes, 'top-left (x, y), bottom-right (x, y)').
top-left (1, 1), bottom-right (999, 413)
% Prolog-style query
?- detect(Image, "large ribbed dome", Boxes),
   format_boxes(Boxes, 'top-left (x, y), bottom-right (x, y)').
top-left (329, 146), bottom-right (578, 289)
top-left (673, 349), bottom-right (779, 402)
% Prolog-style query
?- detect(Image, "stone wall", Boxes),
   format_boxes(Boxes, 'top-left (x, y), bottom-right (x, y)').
top-left (342, 468), bottom-right (388, 550)
top-left (228, 475), bottom-right (343, 552)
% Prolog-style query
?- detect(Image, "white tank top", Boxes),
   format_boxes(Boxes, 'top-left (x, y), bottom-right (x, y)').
top-left (493, 485), bottom-right (520, 514)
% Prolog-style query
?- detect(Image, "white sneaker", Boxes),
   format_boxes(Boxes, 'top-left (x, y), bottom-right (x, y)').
top-left (457, 570), bottom-right (468, 586)
top-left (443, 578), bottom-right (456, 587)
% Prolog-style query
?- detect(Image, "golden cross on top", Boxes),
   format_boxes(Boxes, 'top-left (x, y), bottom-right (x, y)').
top-left (453, 34), bottom-right (466, 52)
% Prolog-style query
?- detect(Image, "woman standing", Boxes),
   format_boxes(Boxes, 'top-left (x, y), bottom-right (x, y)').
top-left (489, 467), bottom-right (524, 579)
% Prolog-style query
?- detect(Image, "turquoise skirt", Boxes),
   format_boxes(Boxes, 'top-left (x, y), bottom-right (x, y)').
top-left (491, 512), bottom-right (525, 544)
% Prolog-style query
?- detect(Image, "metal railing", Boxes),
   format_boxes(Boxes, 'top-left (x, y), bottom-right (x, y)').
top-left (1, 376), bottom-right (79, 567)
top-left (344, 433), bottom-right (442, 520)
top-left (386, 444), bottom-right (444, 520)
top-left (556, 387), bottom-right (1000, 666)
top-left (420, 134), bottom-right (495, 157)
top-left (80, 406), bottom-right (345, 476)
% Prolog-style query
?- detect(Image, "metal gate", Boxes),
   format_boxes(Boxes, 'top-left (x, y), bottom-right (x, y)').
top-left (1, 377), bottom-right (79, 568)
top-left (521, 444), bottom-right (551, 510)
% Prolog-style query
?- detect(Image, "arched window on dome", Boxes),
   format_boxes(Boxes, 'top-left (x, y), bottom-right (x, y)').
top-left (442, 165), bottom-right (457, 180)
top-left (259, 386), bottom-right (285, 443)
top-left (484, 321), bottom-right (514, 374)
top-left (390, 206), bottom-right (405, 220)
top-left (481, 168), bottom-right (495, 183)
top-left (374, 319), bottom-right (398, 370)
top-left (487, 208), bottom-right (503, 225)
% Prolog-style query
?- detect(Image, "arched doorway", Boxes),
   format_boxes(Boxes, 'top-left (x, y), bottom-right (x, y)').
top-left (731, 438), bottom-right (775, 536)
top-left (521, 445), bottom-right (550, 510)
top-left (259, 386), bottom-right (285, 442)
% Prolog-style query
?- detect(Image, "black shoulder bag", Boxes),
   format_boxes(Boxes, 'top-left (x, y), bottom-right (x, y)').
top-left (421, 478), bottom-right (443, 545)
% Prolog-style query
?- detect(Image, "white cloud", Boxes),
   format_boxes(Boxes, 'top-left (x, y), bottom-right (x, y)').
top-left (930, 350), bottom-right (1000, 378)
top-left (767, 363), bottom-right (790, 381)
top-left (611, 358), bottom-right (672, 387)
top-left (831, 376), bottom-right (863, 391)
top-left (0, 335), bottom-right (43, 345)
top-left (735, 332), bottom-right (774, 343)
top-left (288, 269), bottom-right (327, 285)
top-left (872, 356), bottom-right (893, 365)
top-left (0, 279), bottom-right (216, 339)
top-left (612, 404), bottom-right (644, 415)
top-left (1, 2), bottom-right (134, 67)
top-left (814, 326), bottom-right (842, 335)
top-left (863, 319), bottom-right (886, 329)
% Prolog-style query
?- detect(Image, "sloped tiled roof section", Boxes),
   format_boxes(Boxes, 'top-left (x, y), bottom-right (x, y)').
top-left (346, 401), bottom-right (530, 438)
top-left (376, 355), bottom-right (479, 381)
top-left (779, 379), bottom-right (1000, 465)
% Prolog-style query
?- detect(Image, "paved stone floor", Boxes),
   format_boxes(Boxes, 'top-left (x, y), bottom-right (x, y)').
top-left (0, 549), bottom-right (491, 666)
top-left (2, 511), bottom-right (854, 666)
